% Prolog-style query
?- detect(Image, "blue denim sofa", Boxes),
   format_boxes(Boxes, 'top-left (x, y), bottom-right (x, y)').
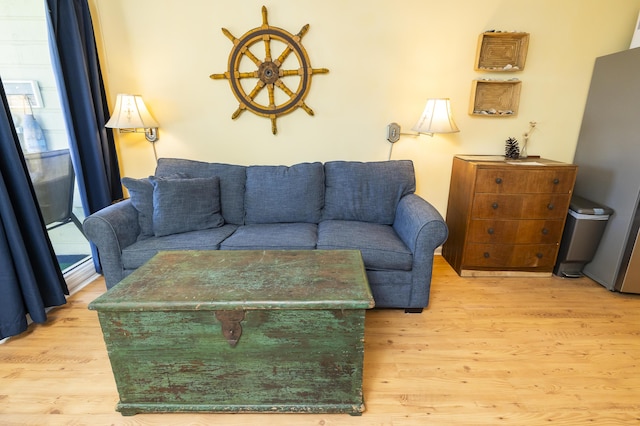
top-left (83, 158), bottom-right (448, 312)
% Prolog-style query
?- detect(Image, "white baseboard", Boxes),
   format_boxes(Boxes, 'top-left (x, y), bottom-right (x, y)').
top-left (65, 258), bottom-right (100, 296)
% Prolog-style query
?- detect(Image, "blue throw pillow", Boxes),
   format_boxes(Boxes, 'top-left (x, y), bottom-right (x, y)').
top-left (122, 173), bottom-right (188, 240)
top-left (150, 176), bottom-right (224, 237)
top-left (155, 158), bottom-right (247, 226)
top-left (122, 177), bottom-right (155, 239)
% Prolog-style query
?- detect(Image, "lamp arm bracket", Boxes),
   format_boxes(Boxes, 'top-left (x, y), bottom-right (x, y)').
top-left (387, 122), bottom-right (434, 143)
top-left (115, 127), bottom-right (158, 142)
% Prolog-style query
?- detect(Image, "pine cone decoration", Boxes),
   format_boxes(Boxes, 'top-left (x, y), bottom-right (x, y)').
top-left (505, 137), bottom-right (519, 159)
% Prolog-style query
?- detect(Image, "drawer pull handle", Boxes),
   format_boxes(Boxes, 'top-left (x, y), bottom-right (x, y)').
top-left (487, 228), bottom-right (494, 235)
top-left (483, 252), bottom-right (490, 258)
top-left (541, 228), bottom-right (549, 235)
top-left (492, 202), bottom-right (499, 210)
top-left (536, 253), bottom-right (543, 259)
top-left (553, 178), bottom-right (560, 185)
top-left (547, 203), bottom-right (555, 210)
top-left (495, 177), bottom-right (503, 184)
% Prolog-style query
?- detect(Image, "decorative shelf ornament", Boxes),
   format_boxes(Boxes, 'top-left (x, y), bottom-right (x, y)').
top-left (469, 79), bottom-right (521, 117)
top-left (475, 31), bottom-right (530, 72)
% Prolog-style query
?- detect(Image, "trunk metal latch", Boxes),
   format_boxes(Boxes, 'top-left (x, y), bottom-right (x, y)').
top-left (215, 311), bottom-right (245, 347)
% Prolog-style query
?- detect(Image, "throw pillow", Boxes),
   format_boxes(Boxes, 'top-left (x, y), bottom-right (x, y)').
top-left (121, 177), bottom-right (155, 240)
top-left (150, 176), bottom-right (224, 237)
top-left (122, 173), bottom-right (187, 240)
top-left (155, 158), bottom-right (247, 226)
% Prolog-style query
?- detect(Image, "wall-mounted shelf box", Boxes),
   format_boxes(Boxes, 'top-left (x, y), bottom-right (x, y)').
top-left (2, 80), bottom-right (44, 108)
top-left (469, 79), bottom-right (521, 117)
top-left (475, 32), bottom-right (529, 72)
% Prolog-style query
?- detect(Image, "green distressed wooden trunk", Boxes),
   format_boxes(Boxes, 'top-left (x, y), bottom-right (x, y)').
top-left (88, 250), bottom-right (374, 416)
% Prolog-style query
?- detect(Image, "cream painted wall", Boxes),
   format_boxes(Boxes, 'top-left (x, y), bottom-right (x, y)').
top-left (90, 0), bottom-right (640, 217)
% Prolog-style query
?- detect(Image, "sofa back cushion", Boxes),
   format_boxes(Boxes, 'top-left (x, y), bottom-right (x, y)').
top-left (244, 162), bottom-right (324, 224)
top-left (155, 158), bottom-right (246, 225)
top-left (323, 160), bottom-right (416, 224)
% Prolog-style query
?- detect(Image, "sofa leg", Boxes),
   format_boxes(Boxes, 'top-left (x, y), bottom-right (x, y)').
top-left (404, 308), bottom-right (423, 314)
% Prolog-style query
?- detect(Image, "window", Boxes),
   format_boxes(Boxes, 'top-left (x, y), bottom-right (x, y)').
top-left (1, 0), bottom-right (94, 291)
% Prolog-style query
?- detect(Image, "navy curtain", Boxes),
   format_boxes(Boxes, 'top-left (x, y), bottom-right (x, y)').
top-left (46, 0), bottom-right (123, 272)
top-left (0, 78), bottom-right (68, 340)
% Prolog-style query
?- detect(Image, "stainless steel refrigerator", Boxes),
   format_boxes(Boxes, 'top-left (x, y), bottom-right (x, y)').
top-left (572, 47), bottom-right (640, 294)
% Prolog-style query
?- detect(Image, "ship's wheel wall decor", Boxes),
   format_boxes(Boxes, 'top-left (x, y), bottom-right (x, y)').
top-left (210, 6), bottom-right (329, 135)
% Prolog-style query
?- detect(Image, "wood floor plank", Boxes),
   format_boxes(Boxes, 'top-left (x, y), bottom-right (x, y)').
top-left (1, 255), bottom-right (639, 425)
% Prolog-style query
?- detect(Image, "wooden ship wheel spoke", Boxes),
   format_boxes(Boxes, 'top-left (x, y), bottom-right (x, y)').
top-left (210, 6), bottom-right (328, 134)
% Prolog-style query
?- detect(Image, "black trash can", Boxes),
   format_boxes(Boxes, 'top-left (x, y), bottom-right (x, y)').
top-left (553, 195), bottom-right (613, 278)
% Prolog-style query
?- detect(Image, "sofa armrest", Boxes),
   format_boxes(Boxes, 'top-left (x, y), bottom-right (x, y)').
top-left (83, 199), bottom-right (139, 288)
top-left (393, 194), bottom-right (448, 308)
top-left (394, 194), bottom-right (448, 253)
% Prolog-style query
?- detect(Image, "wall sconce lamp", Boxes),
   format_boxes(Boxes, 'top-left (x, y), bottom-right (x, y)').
top-left (105, 94), bottom-right (160, 161)
top-left (386, 98), bottom-right (459, 159)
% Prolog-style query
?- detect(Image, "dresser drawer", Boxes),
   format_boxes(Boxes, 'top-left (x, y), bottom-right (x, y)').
top-left (463, 243), bottom-right (559, 269)
top-left (475, 168), bottom-right (575, 194)
top-left (471, 193), bottom-right (571, 219)
top-left (467, 219), bottom-right (565, 244)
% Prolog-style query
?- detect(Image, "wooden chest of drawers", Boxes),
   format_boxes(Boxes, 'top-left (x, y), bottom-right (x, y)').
top-left (442, 155), bottom-right (577, 276)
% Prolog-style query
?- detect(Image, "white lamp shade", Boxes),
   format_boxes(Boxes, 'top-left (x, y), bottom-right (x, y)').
top-left (411, 98), bottom-right (459, 134)
top-left (105, 94), bottom-right (159, 129)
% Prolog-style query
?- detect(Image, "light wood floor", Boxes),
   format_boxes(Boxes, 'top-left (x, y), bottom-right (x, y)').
top-left (1, 256), bottom-right (639, 425)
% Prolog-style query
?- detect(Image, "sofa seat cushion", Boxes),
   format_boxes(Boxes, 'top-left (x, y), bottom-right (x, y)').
top-left (122, 224), bottom-right (238, 269)
top-left (220, 223), bottom-right (317, 250)
top-left (244, 162), bottom-right (324, 224)
top-left (322, 160), bottom-right (416, 224)
top-left (317, 220), bottom-right (413, 271)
